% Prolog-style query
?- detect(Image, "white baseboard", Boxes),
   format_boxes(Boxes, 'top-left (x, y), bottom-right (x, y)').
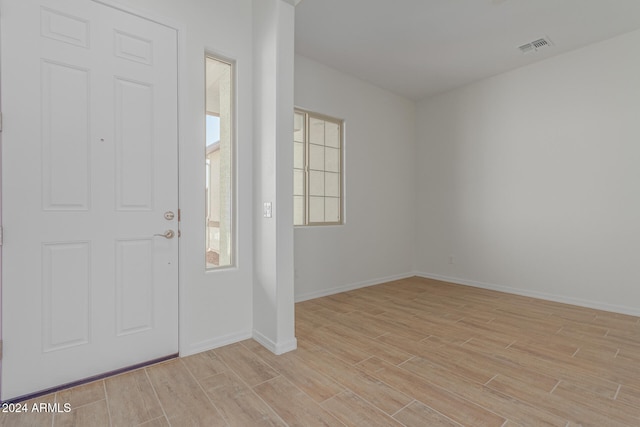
top-left (179, 271), bottom-right (638, 359)
top-left (252, 330), bottom-right (298, 355)
top-left (180, 330), bottom-right (253, 357)
top-left (295, 272), bottom-right (416, 303)
top-left (415, 271), bottom-right (640, 317)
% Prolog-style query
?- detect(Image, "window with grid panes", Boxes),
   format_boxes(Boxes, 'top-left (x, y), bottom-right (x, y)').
top-left (294, 109), bottom-right (343, 226)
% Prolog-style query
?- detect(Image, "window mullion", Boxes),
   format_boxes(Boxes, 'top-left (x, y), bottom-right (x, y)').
top-left (304, 113), bottom-right (310, 225)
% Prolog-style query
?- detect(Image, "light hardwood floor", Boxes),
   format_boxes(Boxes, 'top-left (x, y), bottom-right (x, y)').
top-left (2, 276), bottom-right (640, 426)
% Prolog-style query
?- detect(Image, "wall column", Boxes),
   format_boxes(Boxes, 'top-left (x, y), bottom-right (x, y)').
top-left (252, 0), bottom-right (297, 354)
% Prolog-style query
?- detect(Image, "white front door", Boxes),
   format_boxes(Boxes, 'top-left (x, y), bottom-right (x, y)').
top-left (1, 0), bottom-right (179, 401)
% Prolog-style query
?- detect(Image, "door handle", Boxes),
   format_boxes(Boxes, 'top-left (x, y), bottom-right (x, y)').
top-left (154, 230), bottom-right (175, 239)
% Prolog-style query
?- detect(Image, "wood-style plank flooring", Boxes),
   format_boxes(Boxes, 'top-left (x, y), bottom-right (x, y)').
top-left (2, 277), bottom-right (640, 426)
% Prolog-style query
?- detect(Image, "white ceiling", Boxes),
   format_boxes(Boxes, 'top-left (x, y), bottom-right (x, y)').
top-left (294, 0), bottom-right (640, 100)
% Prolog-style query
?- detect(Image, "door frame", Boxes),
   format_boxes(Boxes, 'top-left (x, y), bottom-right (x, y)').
top-left (0, 0), bottom-right (187, 399)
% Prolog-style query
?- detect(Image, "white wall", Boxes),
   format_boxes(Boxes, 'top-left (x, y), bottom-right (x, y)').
top-left (119, 0), bottom-right (256, 354)
top-left (294, 55), bottom-right (417, 301)
top-left (416, 29), bottom-right (640, 316)
top-left (252, 0), bottom-right (297, 354)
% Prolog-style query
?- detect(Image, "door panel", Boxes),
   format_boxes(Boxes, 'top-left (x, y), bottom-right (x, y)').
top-left (116, 238), bottom-right (154, 336)
top-left (115, 78), bottom-right (155, 210)
top-left (42, 61), bottom-right (92, 210)
top-left (42, 242), bottom-right (92, 351)
top-left (1, 0), bottom-right (179, 401)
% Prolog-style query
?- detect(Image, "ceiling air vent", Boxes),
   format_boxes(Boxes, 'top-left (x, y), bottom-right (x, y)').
top-left (518, 37), bottom-right (553, 54)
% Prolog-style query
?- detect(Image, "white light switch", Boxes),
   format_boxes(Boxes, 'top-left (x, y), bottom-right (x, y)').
top-left (263, 202), bottom-right (272, 218)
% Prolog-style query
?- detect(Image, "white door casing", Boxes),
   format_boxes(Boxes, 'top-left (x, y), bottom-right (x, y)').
top-left (1, 0), bottom-right (179, 400)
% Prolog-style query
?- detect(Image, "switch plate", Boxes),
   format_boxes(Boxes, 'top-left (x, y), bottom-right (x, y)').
top-left (263, 202), bottom-right (272, 218)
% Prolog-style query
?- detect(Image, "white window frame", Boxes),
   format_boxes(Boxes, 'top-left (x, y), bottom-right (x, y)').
top-left (205, 54), bottom-right (235, 269)
top-left (294, 108), bottom-right (343, 226)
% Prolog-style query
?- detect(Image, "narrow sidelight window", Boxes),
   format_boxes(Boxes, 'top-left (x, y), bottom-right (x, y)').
top-left (294, 109), bottom-right (343, 226)
top-left (205, 55), bottom-right (233, 269)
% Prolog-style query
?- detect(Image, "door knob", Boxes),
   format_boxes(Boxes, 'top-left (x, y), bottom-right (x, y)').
top-left (154, 230), bottom-right (175, 239)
